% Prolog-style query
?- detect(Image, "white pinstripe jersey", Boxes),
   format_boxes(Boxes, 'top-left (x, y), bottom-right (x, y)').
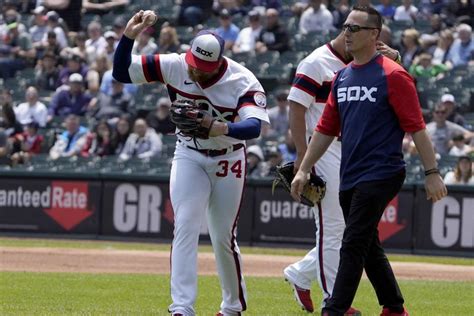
top-left (128, 53), bottom-right (269, 149)
top-left (288, 43), bottom-right (349, 146)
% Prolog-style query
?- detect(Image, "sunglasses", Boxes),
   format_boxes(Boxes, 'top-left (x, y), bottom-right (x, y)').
top-left (342, 24), bottom-right (379, 33)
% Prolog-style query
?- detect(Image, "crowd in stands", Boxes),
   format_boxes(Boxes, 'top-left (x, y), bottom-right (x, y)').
top-left (0, 0), bottom-right (473, 184)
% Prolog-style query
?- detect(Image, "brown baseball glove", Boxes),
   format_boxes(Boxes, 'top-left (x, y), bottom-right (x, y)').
top-left (272, 162), bottom-right (326, 207)
top-left (170, 99), bottom-right (215, 140)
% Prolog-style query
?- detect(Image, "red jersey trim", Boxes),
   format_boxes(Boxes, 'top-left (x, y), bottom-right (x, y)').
top-left (154, 54), bottom-right (164, 83)
top-left (141, 55), bottom-right (152, 82)
top-left (326, 43), bottom-right (351, 65)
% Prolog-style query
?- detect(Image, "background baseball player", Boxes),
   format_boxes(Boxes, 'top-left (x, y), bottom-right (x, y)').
top-left (285, 30), bottom-right (401, 314)
top-left (112, 10), bottom-right (269, 316)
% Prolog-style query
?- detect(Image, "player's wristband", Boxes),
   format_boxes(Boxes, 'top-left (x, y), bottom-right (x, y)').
top-left (424, 168), bottom-right (440, 176)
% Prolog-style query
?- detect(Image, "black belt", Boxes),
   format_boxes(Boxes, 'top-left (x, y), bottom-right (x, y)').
top-left (179, 140), bottom-right (244, 157)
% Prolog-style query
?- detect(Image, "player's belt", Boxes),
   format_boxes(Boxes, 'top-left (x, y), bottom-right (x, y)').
top-left (179, 140), bottom-right (244, 157)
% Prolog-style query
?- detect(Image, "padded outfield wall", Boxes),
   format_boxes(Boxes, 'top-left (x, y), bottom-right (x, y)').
top-left (0, 171), bottom-right (472, 257)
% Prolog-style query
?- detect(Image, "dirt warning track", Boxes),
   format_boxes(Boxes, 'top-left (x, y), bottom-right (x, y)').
top-left (1, 247), bottom-right (472, 282)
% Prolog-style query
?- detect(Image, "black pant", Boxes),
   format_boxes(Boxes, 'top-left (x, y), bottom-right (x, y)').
top-left (322, 172), bottom-right (406, 316)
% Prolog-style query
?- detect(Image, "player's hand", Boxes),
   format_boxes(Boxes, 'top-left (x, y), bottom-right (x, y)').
top-left (424, 173), bottom-right (448, 202)
top-left (376, 41), bottom-right (398, 61)
top-left (206, 120), bottom-right (227, 137)
top-left (291, 170), bottom-right (309, 202)
top-left (124, 10), bottom-right (157, 39)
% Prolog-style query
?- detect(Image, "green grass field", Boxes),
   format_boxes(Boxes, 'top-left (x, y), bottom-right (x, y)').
top-left (1, 273), bottom-right (472, 315)
top-left (1, 237), bottom-right (473, 315)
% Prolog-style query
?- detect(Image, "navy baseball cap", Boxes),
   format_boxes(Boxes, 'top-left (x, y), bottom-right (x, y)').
top-left (185, 30), bottom-right (225, 73)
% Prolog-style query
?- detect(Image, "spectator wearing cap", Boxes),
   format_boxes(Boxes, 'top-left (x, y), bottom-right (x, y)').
top-left (278, 130), bottom-right (297, 164)
top-left (14, 86), bottom-right (48, 128)
top-left (48, 73), bottom-right (93, 121)
top-left (263, 145), bottom-right (283, 176)
top-left (255, 8), bottom-right (289, 53)
top-left (119, 118), bottom-right (162, 161)
top-left (394, 0), bottom-right (419, 22)
top-left (57, 54), bottom-right (89, 87)
top-left (35, 51), bottom-right (60, 91)
top-left (267, 90), bottom-right (289, 136)
top-left (146, 97), bottom-right (175, 135)
top-left (90, 78), bottom-right (135, 122)
top-left (158, 25), bottom-right (181, 54)
top-left (233, 10), bottom-right (263, 53)
top-left (215, 9), bottom-right (240, 51)
top-left (449, 134), bottom-right (473, 157)
top-left (49, 114), bottom-right (89, 160)
top-left (103, 31), bottom-right (118, 63)
top-left (375, 0), bottom-right (396, 20)
top-left (44, 11), bottom-right (68, 49)
top-left (440, 94), bottom-right (466, 127)
top-left (299, 0), bottom-right (334, 35)
top-left (29, 6), bottom-right (49, 45)
top-left (444, 156), bottom-right (474, 185)
top-left (132, 27), bottom-right (158, 55)
top-left (446, 24), bottom-right (474, 67)
top-left (43, 0), bottom-right (83, 32)
top-left (426, 103), bottom-right (472, 155)
top-left (246, 144), bottom-right (265, 177)
top-left (0, 21), bottom-right (36, 79)
top-left (85, 21), bottom-right (108, 64)
top-left (10, 122), bottom-right (44, 166)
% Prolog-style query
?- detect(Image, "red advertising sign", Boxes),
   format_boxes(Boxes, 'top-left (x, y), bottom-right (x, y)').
top-left (378, 196), bottom-right (407, 242)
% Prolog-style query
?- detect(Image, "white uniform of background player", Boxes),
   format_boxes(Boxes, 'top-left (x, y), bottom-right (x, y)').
top-left (115, 27), bottom-right (269, 315)
top-left (284, 42), bottom-right (349, 308)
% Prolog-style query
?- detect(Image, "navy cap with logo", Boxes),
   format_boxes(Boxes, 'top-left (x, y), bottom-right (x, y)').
top-left (185, 30), bottom-right (225, 73)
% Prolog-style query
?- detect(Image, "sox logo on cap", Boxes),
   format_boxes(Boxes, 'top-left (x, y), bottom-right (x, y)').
top-left (185, 30), bottom-right (225, 73)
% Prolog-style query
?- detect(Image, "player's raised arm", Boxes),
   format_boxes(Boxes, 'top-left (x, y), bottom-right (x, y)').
top-left (112, 10), bottom-right (158, 84)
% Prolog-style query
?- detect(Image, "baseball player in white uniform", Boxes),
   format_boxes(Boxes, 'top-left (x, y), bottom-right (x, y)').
top-left (284, 32), bottom-right (401, 314)
top-left (284, 31), bottom-right (356, 315)
top-left (112, 11), bottom-right (269, 316)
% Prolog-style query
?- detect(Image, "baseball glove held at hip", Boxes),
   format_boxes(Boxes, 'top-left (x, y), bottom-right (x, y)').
top-left (170, 99), bottom-right (215, 139)
top-left (272, 162), bottom-right (326, 207)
